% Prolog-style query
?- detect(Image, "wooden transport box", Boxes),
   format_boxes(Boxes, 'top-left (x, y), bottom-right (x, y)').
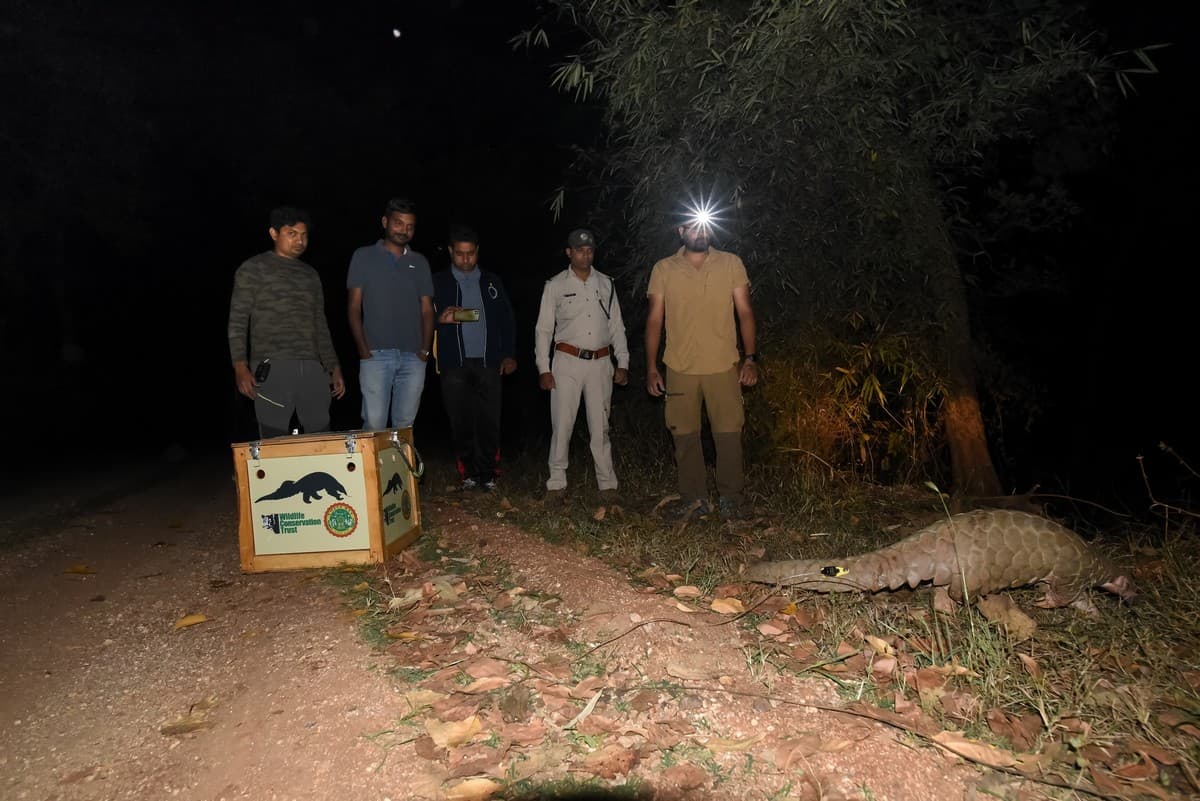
top-left (231, 430), bottom-right (422, 573)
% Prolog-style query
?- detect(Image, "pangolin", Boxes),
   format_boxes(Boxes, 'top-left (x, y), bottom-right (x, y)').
top-left (743, 509), bottom-right (1135, 612)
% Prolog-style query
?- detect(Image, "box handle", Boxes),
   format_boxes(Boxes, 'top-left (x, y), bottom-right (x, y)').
top-left (398, 441), bottom-right (425, 479)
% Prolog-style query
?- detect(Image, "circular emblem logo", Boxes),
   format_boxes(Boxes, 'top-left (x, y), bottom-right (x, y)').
top-left (324, 502), bottom-right (358, 538)
top-left (401, 490), bottom-right (412, 520)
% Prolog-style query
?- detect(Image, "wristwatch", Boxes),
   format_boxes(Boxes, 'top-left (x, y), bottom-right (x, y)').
top-left (419, 349), bottom-right (430, 358)
top-left (743, 353), bottom-right (759, 363)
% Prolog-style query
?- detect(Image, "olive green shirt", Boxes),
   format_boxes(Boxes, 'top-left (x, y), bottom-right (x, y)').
top-left (227, 251), bottom-right (339, 370)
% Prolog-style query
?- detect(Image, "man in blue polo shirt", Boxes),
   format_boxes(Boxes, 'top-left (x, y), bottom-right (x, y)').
top-left (347, 197), bottom-right (435, 431)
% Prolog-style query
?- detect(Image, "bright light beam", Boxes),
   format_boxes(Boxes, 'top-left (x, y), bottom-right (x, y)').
top-left (681, 190), bottom-right (728, 237)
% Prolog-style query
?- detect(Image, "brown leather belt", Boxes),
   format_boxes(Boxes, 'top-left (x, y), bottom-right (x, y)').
top-left (555, 342), bottom-right (611, 360)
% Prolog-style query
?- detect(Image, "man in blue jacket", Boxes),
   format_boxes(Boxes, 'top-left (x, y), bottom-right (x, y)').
top-left (432, 225), bottom-right (518, 491)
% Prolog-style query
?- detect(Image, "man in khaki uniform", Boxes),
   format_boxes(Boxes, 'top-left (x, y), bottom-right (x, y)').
top-left (645, 220), bottom-right (758, 521)
top-left (535, 229), bottom-right (630, 505)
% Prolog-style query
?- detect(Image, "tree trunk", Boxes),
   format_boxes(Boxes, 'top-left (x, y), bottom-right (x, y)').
top-left (919, 184), bottom-right (1004, 498)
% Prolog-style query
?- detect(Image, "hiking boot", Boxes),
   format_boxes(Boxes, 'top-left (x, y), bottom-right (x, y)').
top-left (717, 496), bottom-right (749, 521)
top-left (660, 497), bottom-right (711, 522)
top-left (543, 488), bottom-right (568, 507)
top-left (458, 477), bottom-right (479, 492)
top-left (482, 478), bottom-right (498, 493)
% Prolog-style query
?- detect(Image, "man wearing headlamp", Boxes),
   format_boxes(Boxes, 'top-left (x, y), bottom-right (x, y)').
top-left (645, 211), bottom-right (759, 522)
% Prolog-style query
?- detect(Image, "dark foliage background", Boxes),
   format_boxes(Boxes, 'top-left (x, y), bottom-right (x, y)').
top-left (0, 0), bottom-right (1193, 507)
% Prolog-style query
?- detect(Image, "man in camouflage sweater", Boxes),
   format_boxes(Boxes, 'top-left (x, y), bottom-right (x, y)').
top-left (228, 206), bottom-right (345, 438)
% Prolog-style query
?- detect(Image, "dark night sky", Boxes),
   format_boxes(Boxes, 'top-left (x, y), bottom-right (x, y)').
top-left (2, 0), bottom-right (1194, 504)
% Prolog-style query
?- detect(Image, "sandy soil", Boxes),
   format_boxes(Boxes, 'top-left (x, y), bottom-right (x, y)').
top-left (0, 456), bottom-right (984, 801)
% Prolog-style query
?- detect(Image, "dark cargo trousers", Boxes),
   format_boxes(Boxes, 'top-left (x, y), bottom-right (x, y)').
top-left (251, 358), bottom-right (332, 438)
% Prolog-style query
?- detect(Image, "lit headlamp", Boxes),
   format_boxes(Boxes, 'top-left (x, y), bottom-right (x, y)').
top-left (688, 207), bottom-right (714, 228)
top-left (681, 193), bottom-right (723, 234)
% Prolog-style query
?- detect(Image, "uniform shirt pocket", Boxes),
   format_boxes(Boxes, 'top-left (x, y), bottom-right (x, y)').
top-left (556, 292), bottom-right (583, 321)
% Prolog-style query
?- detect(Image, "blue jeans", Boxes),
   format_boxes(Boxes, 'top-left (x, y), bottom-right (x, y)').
top-left (358, 350), bottom-right (426, 430)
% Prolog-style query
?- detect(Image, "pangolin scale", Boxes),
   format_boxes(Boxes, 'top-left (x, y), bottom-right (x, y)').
top-left (743, 509), bottom-right (1135, 610)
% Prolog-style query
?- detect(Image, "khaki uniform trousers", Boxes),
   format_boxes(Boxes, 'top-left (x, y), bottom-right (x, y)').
top-left (663, 365), bottom-right (745, 505)
top-left (547, 353), bottom-right (617, 491)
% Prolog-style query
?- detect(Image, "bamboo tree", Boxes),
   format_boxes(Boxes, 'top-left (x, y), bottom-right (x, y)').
top-left (519, 0), bottom-right (1154, 495)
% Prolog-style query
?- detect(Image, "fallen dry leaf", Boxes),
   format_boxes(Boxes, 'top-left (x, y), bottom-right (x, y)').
top-left (820, 737), bottom-right (857, 753)
top-left (666, 659), bottom-right (720, 681)
top-left (385, 629), bottom-right (421, 641)
top-left (500, 721), bottom-right (547, 747)
top-left (388, 587), bottom-right (423, 609)
top-left (464, 658), bottom-right (510, 679)
top-left (673, 585), bottom-right (702, 599)
top-left (446, 744), bottom-right (507, 779)
top-left (577, 714), bottom-right (623, 736)
top-left (173, 614), bottom-right (208, 630)
top-left (462, 676), bottom-right (511, 694)
top-left (404, 689), bottom-right (448, 710)
top-left (1112, 754), bottom-right (1158, 780)
top-left (426, 715), bottom-right (482, 748)
top-left (757, 622), bottom-right (786, 637)
top-left (871, 655), bottom-right (897, 679)
top-left (674, 602), bottom-right (697, 613)
top-left (443, 778), bottom-right (501, 801)
top-left (407, 764), bottom-right (449, 799)
top-left (1017, 653), bottom-right (1042, 681)
top-left (774, 734), bottom-right (824, 770)
top-left (927, 660), bottom-right (976, 678)
top-left (710, 597), bottom-right (745, 614)
top-left (431, 579), bottom-right (463, 601)
top-left (985, 708), bottom-right (1043, 752)
top-left (939, 691), bottom-right (981, 723)
top-left (844, 701), bottom-right (942, 738)
top-left (705, 733), bottom-right (765, 752)
top-left (1126, 738), bottom-right (1179, 766)
top-left (65, 564), bottom-right (96, 575)
top-left (864, 634), bottom-right (894, 656)
top-left (931, 730), bottom-right (1018, 768)
top-left (977, 594), bottom-right (1037, 641)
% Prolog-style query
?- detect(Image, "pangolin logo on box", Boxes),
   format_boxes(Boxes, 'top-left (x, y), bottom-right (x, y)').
top-left (256, 472), bottom-right (347, 504)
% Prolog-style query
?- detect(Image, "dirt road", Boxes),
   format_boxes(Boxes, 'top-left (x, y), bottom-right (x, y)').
top-left (0, 455), bottom-right (977, 801)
